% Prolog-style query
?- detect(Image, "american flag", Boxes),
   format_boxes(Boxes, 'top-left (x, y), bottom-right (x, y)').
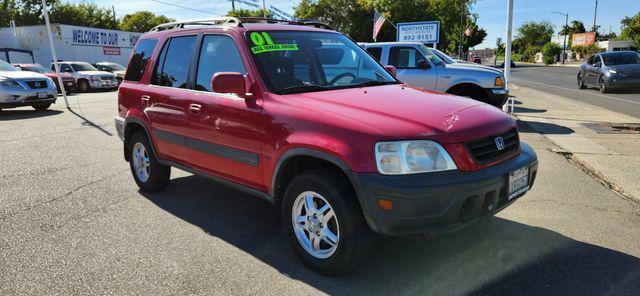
top-left (373, 8), bottom-right (386, 41)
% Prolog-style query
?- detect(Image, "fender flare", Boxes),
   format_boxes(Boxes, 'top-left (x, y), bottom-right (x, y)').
top-left (123, 117), bottom-right (160, 161)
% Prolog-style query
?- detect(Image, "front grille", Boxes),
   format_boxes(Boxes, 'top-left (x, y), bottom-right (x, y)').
top-left (465, 129), bottom-right (519, 164)
top-left (25, 80), bottom-right (48, 89)
top-left (100, 76), bottom-right (114, 81)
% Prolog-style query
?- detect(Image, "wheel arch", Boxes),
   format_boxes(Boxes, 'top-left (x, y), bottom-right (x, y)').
top-left (446, 82), bottom-right (490, 102)
top-left (123, 118), bottom-right (158, 162)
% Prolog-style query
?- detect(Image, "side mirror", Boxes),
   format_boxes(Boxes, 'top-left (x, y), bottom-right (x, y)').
top-left (417, 59), bottom-right (430, 69)
top-left (383, 65), bottom-right (397, 78)
top-left (211, 72), bottom-right (248, 98)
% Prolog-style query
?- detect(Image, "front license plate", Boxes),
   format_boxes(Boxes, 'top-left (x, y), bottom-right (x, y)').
top-left (66, 82), bottom-right (73, 86)
top-left (508, 166), bottom-right (529, 200)
top-left (37, 92), bottom-right (48, 99)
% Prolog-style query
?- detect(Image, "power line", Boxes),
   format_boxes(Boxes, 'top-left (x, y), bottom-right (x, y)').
top-left (148, 0), bottom-right (223, 15)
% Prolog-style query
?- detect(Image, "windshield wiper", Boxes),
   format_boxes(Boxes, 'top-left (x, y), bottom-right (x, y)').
top-left (351, 80), bottom-right (399, 87)
top-left (280, 83), bottom-right (331, 94)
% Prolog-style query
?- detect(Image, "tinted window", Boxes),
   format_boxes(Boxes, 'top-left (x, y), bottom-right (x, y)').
top-left (593, 55), bottom-right (602, 65)
top-left (195, 35), bottom-right (246, 91)
top-left (70, 62), bottom-right (97, 71)
top-left (389, 47), bottom-right (427, 69)
top-left (602, 52), bottom-right (640, 66)
top-left (51, 63), bottom-right (72, 72)
top-left (125, 38), bottom-right (158, 82)
top-left (152, 36), bottom-right (196, 88)
top-left (365, 47), bottom-right (382, 61)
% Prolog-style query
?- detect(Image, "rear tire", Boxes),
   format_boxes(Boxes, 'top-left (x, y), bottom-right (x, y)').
top-left (577, 74), bottom-right (586, 89)
top-left (282, 168), bottom-right (373, 276)
top-left (128, 132), bottom-right (170, 192)
top-left (32, 103), bottom-right (51, 111)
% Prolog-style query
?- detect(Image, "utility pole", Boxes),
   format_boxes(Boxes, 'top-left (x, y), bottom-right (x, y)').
top-left (231, 0), bottom-right (235, 11)
top-left (112, 5), bottom-right (117, 29)
top-left (552, 12), bottom-right (568, 65)
top-left (41, 0), bottom-right (69, 109)
top-left (459, 0), bottom-right (465, 59)
top-left (592, 0), bottom-right (598, 32)
top-left (263, 0), bottom-right (266, 18)
top-left (503, 0), bottom-right (514, 114)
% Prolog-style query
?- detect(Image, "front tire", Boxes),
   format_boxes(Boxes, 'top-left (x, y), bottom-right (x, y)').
top-left (32, 103), bottom-right (51, 111)
top-left (282, 169), bottom-right (373, 275)
top-left (128, 132), bottom-right (170, 192)
top-left (599, 76), bottom-right (609, 93)
top-left (78, 80), bottom-right (90, 92)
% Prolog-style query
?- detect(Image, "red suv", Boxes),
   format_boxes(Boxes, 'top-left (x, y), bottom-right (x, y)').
top-left (115, 18), bottom-right (538, 275)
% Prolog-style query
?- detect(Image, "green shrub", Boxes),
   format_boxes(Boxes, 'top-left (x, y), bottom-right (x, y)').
top-left (541, 42), bottom-right (562, 64)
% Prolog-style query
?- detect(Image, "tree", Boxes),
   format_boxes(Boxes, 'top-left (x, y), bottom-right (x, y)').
top-left (50, 2), bottom-right (117, 29)
top-left (119, 11), bottom-right (174, 32)
top-left (516, 21), bottom-right (555, 48)
top-left (295, 0), bottom-right (372, 42)
top-left (541, 42), bottom-right (561, 64)
top-left (620, 12), bottom-right (640, 47)
top-left (227, 8), bottom-right (271, 18)
top-left (560, 20), bottom-right (585, 35)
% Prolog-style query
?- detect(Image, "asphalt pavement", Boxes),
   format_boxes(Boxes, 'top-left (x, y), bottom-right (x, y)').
top-left (1, 92), bottom-right (639, 295)
top-left (509, 64), bottom-right (640, 119)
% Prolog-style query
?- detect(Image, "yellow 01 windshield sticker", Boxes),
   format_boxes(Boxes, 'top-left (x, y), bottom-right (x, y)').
top-left (250, 32), bottom-right (299, 54)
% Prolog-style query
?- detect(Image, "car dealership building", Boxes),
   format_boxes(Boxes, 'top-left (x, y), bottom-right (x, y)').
top-left (0, 24), bottom-right (142, 67)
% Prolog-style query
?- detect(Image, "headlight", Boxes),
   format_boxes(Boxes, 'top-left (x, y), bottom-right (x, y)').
top-left (607, 69), bottom-right (617, 75)
top-left (0, 78), bottom-right (24, 89)
top-left (375, 140), bottom-right (457, 175)
top-left (90, 75), bottom-right (101, 81)
top-left (495, 76), bottom-right (504, 88)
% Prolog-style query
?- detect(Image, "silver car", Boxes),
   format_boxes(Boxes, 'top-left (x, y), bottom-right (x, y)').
top-left (50, 61), bottom-right (118, 92)
top-left (0, 60), bottom-right (57, 111)
top-left (578, 51), bottom-right (640, 93)
top-left (362, 42), bottom-right (508, 107)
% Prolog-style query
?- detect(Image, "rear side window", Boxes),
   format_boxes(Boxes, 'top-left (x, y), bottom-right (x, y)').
top-left (388, 46), bottom-right (427, 69)
top-left (195, 35), bottom-right (247, 91)
top-left (124, 38), bottom-right (158, 82)
top-left (152, 36), bottom-right (197, 88)
top-left (366, 47), bottom-right (382, 61)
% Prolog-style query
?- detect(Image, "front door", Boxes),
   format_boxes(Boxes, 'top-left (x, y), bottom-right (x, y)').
top-left (145, 34), bottom-right (198, 163)
top-left (186, 34), bottom-right (265, 188)
top-left (387, 45), bottom-right (437, 89)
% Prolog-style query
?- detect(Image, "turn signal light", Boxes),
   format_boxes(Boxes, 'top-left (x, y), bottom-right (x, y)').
top-left (377, 199), bottom-right (393, 211)
top-left (495, 77), bottom-right (504, 87)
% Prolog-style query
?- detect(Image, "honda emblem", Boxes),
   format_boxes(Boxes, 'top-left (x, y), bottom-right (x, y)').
top-left (494, 137), bottom-right (505, 151)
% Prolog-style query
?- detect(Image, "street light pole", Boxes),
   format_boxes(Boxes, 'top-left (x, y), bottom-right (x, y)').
top-left (552, 12), bottom-right (568, 65)
top-left (592, 0), bottom-right (598, 32)
top-left (504, 0), bottom-right (514, 113)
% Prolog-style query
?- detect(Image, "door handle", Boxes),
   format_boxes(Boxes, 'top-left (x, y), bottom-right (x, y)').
top-left (189, 103), bottom-right (202, 112)
top-left (141, 95), bottom-right (151, 104)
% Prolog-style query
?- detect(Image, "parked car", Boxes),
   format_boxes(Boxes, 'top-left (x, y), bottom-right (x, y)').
top-left (500, 60), bottom-right (517, 68)
top-left (13, 63), bottom-right (76, 94)
top-left (0, 60), bottom-right (57, 111)
top-left (362, 42), bottom-right (508, 107)
top-left (93, 62), bottom-right (126, 84)
top-left (50, 61), bottom-right (117, 92)
top-left (472, 56), bottom-right (482, 64)
top-left (577, 51), bottom-right (640, 93)
top-left (116, 17), bottom-right (538, 275)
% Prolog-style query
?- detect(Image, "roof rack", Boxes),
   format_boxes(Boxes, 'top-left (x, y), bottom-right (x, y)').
top-left (149, 17), bottom-right (241, 32)
top-left (148, 17), bottom-right (333, 33)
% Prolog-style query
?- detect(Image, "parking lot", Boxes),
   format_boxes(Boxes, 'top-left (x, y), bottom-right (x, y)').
top-left (0, 91), bottom-right (638, 295)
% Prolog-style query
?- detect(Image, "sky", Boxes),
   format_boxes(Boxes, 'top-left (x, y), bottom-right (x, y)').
top-left (70, 0), bottom-right (639, 49)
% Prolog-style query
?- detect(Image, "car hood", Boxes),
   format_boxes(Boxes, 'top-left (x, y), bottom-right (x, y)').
top-left (77, 70), bottom-right (115, 77)
top-left (606, 64), bottom-right (640, 74)
top-left (0, 70), bottom-right (50, 80)
top-left (444, 63), bottom-right (503, 75)
top-left (282, 84), bottom-right (515, 144)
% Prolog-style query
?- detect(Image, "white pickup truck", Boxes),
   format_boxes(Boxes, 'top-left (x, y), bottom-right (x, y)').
top-left (361, 42), bottom-right (508, 107)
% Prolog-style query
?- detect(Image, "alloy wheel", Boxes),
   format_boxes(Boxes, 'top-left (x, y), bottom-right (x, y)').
top-left (132, 142), bottom-right (150, 182)
top-left (291, 191), bottom-right (340, 259)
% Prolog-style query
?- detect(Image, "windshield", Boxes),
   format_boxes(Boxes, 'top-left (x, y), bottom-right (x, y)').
top-left (419, 45), bottom-right (445, 65)
top-left (20, 65), bottom-right (49, 73)
top-left (602, 52), bottom-right (640, 66)
top-left (430, 48), bottom-right (456, 64)
top-left (246, 31), bottom-right (398, 94)
top-left (70, 62), bottom-right (98, 71)
top-left (102, 63), bottom-right (126, 70)
top-left (0, 60), bottom-right (19, 71)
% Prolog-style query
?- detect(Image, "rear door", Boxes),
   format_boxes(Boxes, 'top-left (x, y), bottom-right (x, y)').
top-left (145, 34), bottom-right (198, 163)
top-left (185, 34), bottom-right (265, 188)
top-left (387, 45), bottom-right (437, 89)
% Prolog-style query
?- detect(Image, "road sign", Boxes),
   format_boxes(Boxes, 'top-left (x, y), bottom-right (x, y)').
top-left (396, 21), bottom-right (440, 44)
top-left (496, 37), bottom-right (502, 46)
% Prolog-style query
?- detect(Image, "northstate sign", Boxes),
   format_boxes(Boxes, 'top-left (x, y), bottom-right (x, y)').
top-left (396, 21), bottom-right (440, 44)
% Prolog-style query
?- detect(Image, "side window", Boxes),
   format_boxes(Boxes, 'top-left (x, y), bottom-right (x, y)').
top-left (152, 35), bottom-right (196, 88)
top-left (587, 55), bottom-right (595, 65)
top-left (365, 47), bottom-right (382, 62)
top-left (124, 38), bottom-right (158, 82)
top-left (388, 46), bottom-right (427, 69)
top-left (593, 55), bottom-right (602, 66)
top-left (195, 35), bottom-right (247, 92)
top-left (52, 63), bottom-right (71, 72)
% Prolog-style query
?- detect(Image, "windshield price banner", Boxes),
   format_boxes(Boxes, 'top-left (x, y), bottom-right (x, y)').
top-left (250, 32), bottom-right (299, 54)
top-left (397, 21), bottom-right (440, 44)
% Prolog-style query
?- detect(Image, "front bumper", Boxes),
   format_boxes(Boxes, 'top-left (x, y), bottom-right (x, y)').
top-left (349, 142), bottom-right (538, 236)
top-left (0, 86), bottom-right (57, 108)
top-left (115, 116), bottom-right (125, 140)
top-left (484, 88), bottom-right (509, 107)
top-left (607, 76), bottom-right (640, 89)
top-left (89, 79), bottom-right (118, 89)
